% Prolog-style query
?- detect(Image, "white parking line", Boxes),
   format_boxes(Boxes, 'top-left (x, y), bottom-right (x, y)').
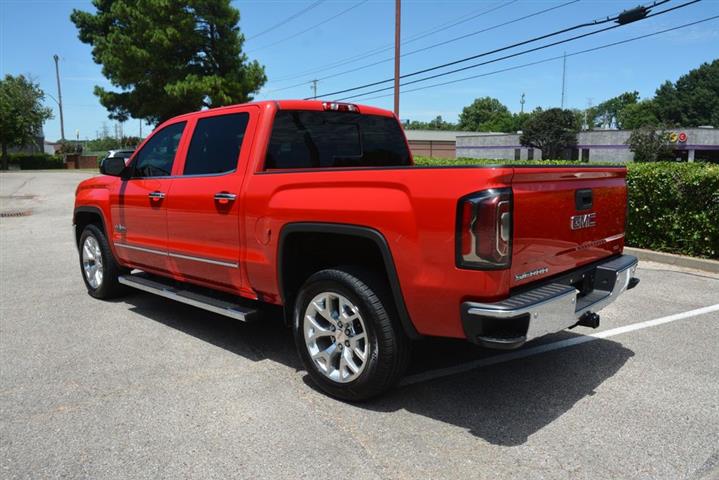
top-left (400, 303), bottom-right (719, 387)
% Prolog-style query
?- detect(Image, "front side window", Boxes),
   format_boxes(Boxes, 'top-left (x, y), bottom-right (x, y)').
top-left (183, 113), bottom-right (250, 175)
top-left (265, 110), bottom-right (411, 169)
top-left (132, 122), bottom-right (186, 177)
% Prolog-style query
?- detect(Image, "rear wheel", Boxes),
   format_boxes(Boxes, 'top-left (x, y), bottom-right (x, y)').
top-left (79, 224), bottom-right (128, 299)
top-left (293, 267), bottom-right (410, 401)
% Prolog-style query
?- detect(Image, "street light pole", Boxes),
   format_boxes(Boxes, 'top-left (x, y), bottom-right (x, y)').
top-left (53, 54), bottom-right (65, 142)
top-left (393, 0), bottom-right (401, 117)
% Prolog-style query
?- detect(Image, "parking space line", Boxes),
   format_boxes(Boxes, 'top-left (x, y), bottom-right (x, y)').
top-left (400, 303), bottom-right (719, 387)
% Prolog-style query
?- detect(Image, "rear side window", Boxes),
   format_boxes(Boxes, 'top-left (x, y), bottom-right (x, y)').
top-left (265, 110), bottom-right (411, 169)
top-left (183, 113), bottom-right (249, 175)
top-left (133, 121), bottom-right (185, 177)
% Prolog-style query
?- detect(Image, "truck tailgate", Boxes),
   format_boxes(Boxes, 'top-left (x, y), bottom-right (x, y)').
top-left (510, 167), bottom-right (627, 288)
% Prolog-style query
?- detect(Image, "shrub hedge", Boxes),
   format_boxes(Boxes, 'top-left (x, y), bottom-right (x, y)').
top-left (8, 153), bottom-right (64, 170)
top-left (414, 156), bottom-right (718, 259)
top-left (625, 162), bottom-right (718, 259)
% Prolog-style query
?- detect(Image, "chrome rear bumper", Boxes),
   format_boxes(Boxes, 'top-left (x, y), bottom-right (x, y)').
top-left (461, 255), bottom-right (639, 349)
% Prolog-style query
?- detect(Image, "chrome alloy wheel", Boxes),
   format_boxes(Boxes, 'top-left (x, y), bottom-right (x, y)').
top-left (82, 235), bottom-right (104, 289)
top-left (303, 292), bottom-right (369, 383)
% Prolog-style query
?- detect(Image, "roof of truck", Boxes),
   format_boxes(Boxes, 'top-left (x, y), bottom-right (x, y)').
top-left (184, 100), bottom-right (396, 119)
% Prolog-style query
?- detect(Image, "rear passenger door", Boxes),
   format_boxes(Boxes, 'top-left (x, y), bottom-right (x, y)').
top-left (164, 107), bottom-right (257, 294)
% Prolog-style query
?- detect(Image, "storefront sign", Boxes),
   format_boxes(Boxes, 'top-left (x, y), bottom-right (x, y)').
top-left (668, 131), bottom-right (688, 143)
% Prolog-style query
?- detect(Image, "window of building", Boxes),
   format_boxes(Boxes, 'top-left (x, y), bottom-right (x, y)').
top-left (527, 148), bottom-right (534, 160)
top-left (581, 148), bottom-right (590, 162)
top-left (183, 113), bottom-right (249, 175)
top-left (265, 110), bottom-right (411, 169)
top-left (133, 122), bottom-right (186, 177)
top-left (514, 148), bottom-right (521, 161)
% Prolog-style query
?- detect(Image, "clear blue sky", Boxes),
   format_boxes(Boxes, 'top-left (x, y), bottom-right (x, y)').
top-left (1, 0), bottom-right (717, 141)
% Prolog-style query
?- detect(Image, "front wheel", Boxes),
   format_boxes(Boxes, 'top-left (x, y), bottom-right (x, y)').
top-left (293, 268), bottom-right (410, 401)
top-left (78, 224), bottom-right (128, 299)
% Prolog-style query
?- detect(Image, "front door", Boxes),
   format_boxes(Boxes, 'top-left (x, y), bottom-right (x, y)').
top-left (164, 109), bottom-right (255, 294)
top-left (111, 121), bottom-right (187, 273)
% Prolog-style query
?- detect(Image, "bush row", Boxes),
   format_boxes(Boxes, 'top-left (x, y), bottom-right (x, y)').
top-left (7, 153), bottom-right (65, 170)
top-left (625, 162), bottom-right (718, 259)
top-left (414, 156), bottom-right (718, 259)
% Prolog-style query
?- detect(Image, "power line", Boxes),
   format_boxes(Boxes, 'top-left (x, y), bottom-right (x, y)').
top-left (248, 0), bottom-right (369, 53)
top-left (313, 0), bottom-right (675, 99)
top-left (266, 0), bottom-right (521, 85)
top-left (265, 0), bottom-right (578, 94)
top-left (313, 0), bottom-right (689, 100)
top-left (344, 15), bottom-right (719, 103)
top-left (246, 0), bottom-right (325, 41)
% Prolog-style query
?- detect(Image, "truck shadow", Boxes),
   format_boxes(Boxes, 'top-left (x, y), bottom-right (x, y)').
top-left (122, 291), bottom-right (634, 447)
top-left (352, 335), bottom-right (634, 446)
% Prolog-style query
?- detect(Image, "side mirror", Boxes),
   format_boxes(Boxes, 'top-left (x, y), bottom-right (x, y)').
top-left (100, 156), bottom-right (127, 177)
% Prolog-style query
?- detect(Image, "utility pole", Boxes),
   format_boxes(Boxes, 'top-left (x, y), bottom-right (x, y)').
top-left (139, 119), bottom-right (142, 138)
top-left (520, 93), bottom-right (526, 114)
top-left (560, 51), bottom-right (567, 109)
top-left (53, 54), bottom-right (65, 142)
top-left (393, 0), bottom-right (401, 117)
top-left (310, 79), bottom-right (318, 100)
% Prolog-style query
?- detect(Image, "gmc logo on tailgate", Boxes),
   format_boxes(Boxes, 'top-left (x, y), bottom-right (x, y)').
top-left (571, 212), bottom-right (597, 230)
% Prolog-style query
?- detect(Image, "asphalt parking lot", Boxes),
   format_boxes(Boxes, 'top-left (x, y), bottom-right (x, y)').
top-left (1, 170), bottom-right (718, 480)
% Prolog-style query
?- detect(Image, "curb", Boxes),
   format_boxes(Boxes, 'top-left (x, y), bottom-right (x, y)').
top-left (624, 247), bottom-right (719, 274)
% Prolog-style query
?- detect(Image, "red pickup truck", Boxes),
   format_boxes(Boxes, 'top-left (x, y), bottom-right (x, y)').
top-left (74, 100), bottom-right (639, 400)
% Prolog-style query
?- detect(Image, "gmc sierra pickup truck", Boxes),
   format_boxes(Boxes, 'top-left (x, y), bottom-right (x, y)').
top-left (74, 100), bottom-right (639, 400)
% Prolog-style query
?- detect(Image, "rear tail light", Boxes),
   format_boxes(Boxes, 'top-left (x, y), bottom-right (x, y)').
top-left (456, 188), bottom-right (512, 269)
top-left (322, 102), bottom-right (359, 113)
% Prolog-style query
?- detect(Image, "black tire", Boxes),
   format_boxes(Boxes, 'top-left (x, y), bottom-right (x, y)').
top-left (78, 224), bottom-right (128, 299)
top-left (293, 267), bottom-right (411, 401)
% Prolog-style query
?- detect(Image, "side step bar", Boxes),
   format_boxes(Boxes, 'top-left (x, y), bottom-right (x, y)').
top-left (119, 273), bottom-right (257, 322)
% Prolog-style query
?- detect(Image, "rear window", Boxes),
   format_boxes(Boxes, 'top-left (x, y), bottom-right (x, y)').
top-left (265, 110), bottom-right (411, 169)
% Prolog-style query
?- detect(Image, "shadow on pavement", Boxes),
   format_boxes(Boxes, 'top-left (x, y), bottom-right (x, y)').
top-left (122, 291), bottom-right (634, 446)
top-left (355, 334), bottom-right (634, 446)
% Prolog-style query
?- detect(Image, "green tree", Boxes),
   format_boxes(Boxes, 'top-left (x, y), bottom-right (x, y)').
top-left (506, 111), bottom-right (533, 133)
top-left (71, 0), bottom-right (266, 125)
top-left (0, 75), bottom-right (53, 170)
top-left (618, 100), bottom-right (659, 130)
top-left (653, 60), bottom-right (719, 127)
top-left (626, 125), bottom-right (672, 162)
top-left (519, 108), bottom-right (579, 159)
top-left (458, 97), bottom-right (513, 132)
top-left (85, 135), bottom-right (142, 152)
top-left (405, 115), bottom-right (457, 130)
top-left (588, 91), bottom-right (639, 129)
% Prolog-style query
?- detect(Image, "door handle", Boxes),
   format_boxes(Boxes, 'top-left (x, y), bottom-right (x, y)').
top-left (214, 192), bottom-right (237, 204)
top-left (148, 191), bottom-right (165, 200)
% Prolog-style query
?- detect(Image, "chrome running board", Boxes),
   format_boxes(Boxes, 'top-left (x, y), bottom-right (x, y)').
top-left (119, 273), bottom-right (257, 322)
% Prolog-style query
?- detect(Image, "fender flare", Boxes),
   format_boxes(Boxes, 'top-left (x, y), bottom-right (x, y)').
top-left (73, 206), bottom-right (109, 245)
top-left (277, 222), bottom-right (420, 340)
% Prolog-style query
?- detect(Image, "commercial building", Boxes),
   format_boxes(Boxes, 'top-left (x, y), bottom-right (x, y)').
top-left (403, 130), bottom-right (459, 158)
top-left (456, 127), bottom-right (719, 163)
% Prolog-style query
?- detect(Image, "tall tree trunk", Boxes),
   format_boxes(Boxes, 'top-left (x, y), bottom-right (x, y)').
top-left (1, 142), bottom-right (8, 171)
